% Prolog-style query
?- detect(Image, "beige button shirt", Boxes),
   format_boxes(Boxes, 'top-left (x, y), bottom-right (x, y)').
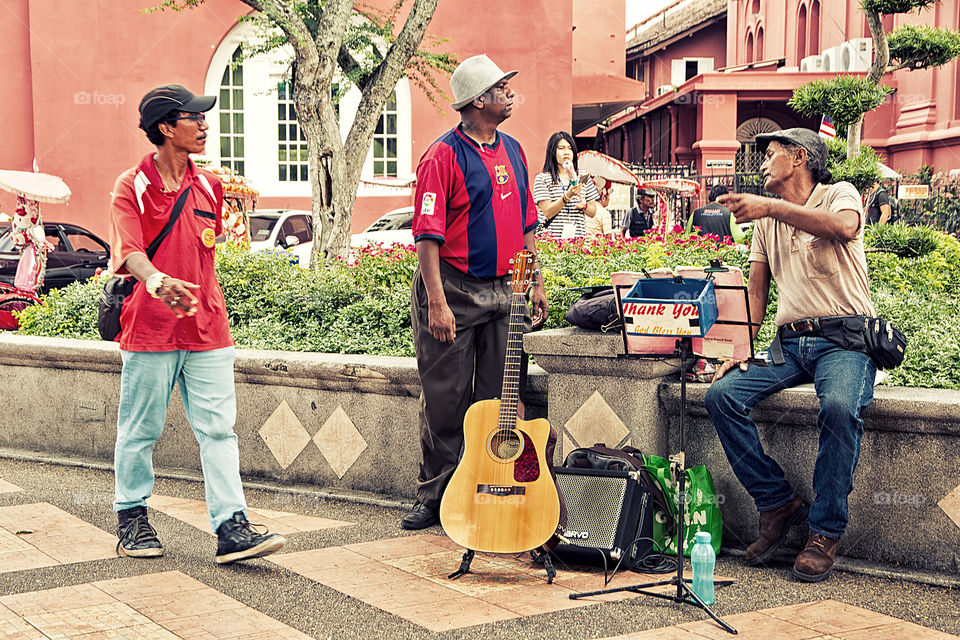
top-left (749, 181), bottom-right (875, 326)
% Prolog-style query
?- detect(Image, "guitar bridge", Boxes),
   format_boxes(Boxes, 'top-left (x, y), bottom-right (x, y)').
top-left (476, 484), bottom-right (526, 496)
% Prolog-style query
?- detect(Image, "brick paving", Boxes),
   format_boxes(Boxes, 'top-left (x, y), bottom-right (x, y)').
top-left (0, 464), bottom-right (958, 639)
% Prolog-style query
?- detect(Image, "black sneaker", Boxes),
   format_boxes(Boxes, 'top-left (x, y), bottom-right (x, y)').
top-left (215, 511), bottom-right (285, 564)
top-left (116, 506), bottom-right (164, 558)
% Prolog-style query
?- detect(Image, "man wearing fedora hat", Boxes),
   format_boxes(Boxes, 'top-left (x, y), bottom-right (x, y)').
top-left (705, 127), bottom-right (876, 582)
top-left (620, 187), bottom-right (658, 238)
top-left (107, 84), bottom-right (285, 563)
top-left (402, 55), bottom-right (549, 530)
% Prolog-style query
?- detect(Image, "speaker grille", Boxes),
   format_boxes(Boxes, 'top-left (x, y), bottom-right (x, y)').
top-left (557, 472), bottom-right (628, 550)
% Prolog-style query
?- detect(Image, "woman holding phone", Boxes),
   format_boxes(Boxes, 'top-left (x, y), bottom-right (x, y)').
top-left (533, 131), bottom-right (599, 238)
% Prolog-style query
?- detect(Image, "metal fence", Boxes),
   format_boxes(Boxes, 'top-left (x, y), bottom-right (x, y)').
top-left (894, 186), bottom-right (960, 236)
top-left (622, 164), bottom-right (960, 236)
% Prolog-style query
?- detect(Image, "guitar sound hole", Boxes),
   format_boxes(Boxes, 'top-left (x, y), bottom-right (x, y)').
top-left (489, 430), bottom-right (522, 461)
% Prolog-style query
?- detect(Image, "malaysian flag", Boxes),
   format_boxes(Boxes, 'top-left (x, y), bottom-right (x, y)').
top-left (818, 115), bottom-right (837, 140)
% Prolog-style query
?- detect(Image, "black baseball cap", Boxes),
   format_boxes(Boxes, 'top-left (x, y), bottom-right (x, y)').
top-left (754, 128), bottom-right (828, 175)
top-left (138, 84), bottom-right (216, 131)
top-left (638, 188), bottom-right (657, 197)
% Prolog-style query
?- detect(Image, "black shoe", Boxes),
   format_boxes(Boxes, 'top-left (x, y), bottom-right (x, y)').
top-left (116, 506), bottom-right (164, 558)
top-left (215, 511), bottom-right (286, 564)
top-left (401, 502), bottom-right (439, 530)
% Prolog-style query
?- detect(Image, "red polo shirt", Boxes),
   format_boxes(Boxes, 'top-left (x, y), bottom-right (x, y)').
top-left (108, 154), bottom-right (233, 352)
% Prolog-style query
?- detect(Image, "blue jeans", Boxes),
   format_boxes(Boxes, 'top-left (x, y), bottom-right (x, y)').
top-left (704, 336), bottom-right (875, 538)
top-left (114, 347), bottom-right (246, 532)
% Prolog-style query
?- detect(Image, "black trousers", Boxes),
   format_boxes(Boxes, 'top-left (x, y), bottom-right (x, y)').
top-left (410, 260), bottom-right (528, 508)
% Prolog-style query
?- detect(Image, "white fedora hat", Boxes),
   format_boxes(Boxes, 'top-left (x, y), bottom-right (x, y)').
top-left (450, 54), bottom-right (517, 111)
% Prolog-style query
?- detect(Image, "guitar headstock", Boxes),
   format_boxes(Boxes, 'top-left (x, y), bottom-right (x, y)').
top-left (508, 250), bottom-right (534, 295)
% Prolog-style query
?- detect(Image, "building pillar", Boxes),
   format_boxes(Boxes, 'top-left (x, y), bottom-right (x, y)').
top-left (668, 105), bottom-right (679, 164)
top-left (692, 91), bottom-right (740, 174)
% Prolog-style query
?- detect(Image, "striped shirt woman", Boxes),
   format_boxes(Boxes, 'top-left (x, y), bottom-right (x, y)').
top-left (533, 132), bottom-right (599, 238)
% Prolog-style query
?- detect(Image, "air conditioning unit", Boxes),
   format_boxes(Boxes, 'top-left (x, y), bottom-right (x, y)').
top-left (800, 55), bottom-right (824, 72)
top-left (656, 84), bottom-right (674, 97)
top-left (841, 38), bottom-right (872, 72)
top-left (821, 46), bottom-right (844, 72)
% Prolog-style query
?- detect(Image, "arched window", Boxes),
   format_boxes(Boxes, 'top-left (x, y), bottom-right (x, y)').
top-left (810, 0), bottom-right (821, 55)
top-left (757, 26), bottom-right (764, 61)
top-left (218, 47), bottom-right (245, 175)
top-left (746, 31), bottom-right (754, 63)
top-left (204, 20), bottom-right (413, 198)
top-left (798, 4), bottom-right (807, 61)
top-left (372, 91), bottom-right (398, 177)
top-left (277, 81), bottom-right (307, 182)
top-left (751, 0), bottom-right (760, 14)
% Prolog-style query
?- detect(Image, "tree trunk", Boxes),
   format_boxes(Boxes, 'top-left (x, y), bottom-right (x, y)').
top-left (847, 10), bottom-right (891, 160)
top-left (239, 0), bottom-right (439, 265)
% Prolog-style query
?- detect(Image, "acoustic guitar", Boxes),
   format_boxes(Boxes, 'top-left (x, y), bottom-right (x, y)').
top-left (439, 250), bottom-right (562, 553)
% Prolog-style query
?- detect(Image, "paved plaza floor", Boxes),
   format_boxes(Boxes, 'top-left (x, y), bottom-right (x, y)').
top-left (0, 455), bottom-right (957, 639)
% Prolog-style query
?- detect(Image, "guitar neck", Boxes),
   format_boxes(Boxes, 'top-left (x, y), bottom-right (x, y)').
top-left (498, 290), bottom-right (527, 428)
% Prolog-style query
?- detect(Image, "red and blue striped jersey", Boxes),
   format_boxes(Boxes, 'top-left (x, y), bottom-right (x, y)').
top-left (413, 125), bottom-right (538, 278)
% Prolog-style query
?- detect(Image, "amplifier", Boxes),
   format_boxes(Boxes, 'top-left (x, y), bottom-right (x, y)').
top-left (550, 467), bottom-right (654, 569)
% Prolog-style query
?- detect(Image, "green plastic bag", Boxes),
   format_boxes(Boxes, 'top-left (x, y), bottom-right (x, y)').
top-left (642, 454), bottom-right (722, 557)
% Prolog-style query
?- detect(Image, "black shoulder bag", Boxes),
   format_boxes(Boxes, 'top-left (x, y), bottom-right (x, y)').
top-left (97, 186), bottom-right (192, 341)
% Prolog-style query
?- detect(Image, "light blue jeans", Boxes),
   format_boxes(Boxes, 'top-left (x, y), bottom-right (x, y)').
top-left (114, 347), bottom-right (246, 532)
top-left (704, 336), bottom-right (875, 539)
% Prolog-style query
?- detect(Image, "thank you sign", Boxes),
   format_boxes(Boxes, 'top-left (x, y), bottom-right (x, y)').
top-left (621, 278), bottom-right (718, 338)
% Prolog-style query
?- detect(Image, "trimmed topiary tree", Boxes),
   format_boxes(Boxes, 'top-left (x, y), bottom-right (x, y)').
top-left (789, 0), bottom-right (960, 167)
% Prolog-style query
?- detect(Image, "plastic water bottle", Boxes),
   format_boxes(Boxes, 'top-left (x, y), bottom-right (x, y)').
top-left (691, 531), bottom-right (715, 605)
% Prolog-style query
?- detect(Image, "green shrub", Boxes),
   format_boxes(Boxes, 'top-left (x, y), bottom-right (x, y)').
top-left (864, 221), bottom-right (944, 258)
top-left (13, 230), bottom-right (960, 389)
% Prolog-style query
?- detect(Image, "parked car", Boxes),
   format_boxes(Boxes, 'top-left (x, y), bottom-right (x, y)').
top-left (248, 209), bottom-right (314, 268)
top-left (0, 222), bottom-right (110, 293)
top-left (350, 206), bottom-right (414, 248)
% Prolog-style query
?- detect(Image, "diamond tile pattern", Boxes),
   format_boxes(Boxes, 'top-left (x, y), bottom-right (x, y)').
top-left (938, 483), bottom-right (960, 530)
top-left (313, 405), bottom-right (368, 478)
top-left (564, 390), bottom-right (629, 450)
top-left (0, 502), bottom-right (116, 573)
top-left (147, 494), bottom-right (352, 535)
top-left (258, 399), bottom-right (311, 469)
top-left (0, 571), bottom-right (311, 639)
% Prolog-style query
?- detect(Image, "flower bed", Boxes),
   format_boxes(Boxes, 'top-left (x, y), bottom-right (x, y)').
top-left (14, 225), bottom-right (960, 388)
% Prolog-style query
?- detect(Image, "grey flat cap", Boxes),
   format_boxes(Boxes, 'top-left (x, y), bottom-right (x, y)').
top-left (754, 127), bottom-right (828, 175)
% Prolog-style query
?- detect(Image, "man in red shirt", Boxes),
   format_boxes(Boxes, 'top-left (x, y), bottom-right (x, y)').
top-left (109, 84), bottom-right (284, 564)
top-left (401, 55), bottom-right (549, 529)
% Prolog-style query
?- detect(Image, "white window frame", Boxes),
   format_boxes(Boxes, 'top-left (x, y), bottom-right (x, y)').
top-left (670, 57), bottom-right (715, 87)
top-left (204, 19), bottom-right (413, 199)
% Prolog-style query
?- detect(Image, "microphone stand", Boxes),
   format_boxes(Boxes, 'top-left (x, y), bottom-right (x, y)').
top-left (569, 337), bottom-right (737, 635)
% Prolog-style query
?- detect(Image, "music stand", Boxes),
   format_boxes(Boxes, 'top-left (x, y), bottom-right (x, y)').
top-left (569, 263), bottom-right (763, 635)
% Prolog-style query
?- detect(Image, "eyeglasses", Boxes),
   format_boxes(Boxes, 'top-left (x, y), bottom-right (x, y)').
top-left (171, 113), bottom-right (206, 125)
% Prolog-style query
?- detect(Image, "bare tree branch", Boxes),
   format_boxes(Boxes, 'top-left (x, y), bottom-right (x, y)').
top-left (344, 0), bottom-right (440, 172)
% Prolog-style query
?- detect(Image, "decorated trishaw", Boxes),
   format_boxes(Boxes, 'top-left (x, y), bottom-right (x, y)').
top-left (208, 165), bottom-right (258, 247)
top-left (0, 170), bottom-right (72, 328)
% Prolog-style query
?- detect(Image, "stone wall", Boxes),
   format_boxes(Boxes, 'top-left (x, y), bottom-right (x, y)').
top-left (2, 332), bottom-right (958, 574)
top-left (524, 328), bottom-right (960, 575)
top-left (0, 335), bottom-right (545, 500)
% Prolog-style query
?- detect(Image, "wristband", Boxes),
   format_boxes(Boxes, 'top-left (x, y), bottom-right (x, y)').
top-left (145, 272), bottom-right (169, 299)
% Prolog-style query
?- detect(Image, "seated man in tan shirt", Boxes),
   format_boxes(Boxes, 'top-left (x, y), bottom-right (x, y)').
top-left (705, 128), bottom-right (876, 583)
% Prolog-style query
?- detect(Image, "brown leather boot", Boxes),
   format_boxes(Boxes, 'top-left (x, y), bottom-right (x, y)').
top-left (744, 495), bottom-right (809, 566)
top-left (792, 533), bottom-right (840, 582)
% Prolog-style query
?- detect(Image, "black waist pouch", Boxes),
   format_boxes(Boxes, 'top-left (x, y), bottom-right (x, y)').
top-left (819, 316), bottom-right (907, 370)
